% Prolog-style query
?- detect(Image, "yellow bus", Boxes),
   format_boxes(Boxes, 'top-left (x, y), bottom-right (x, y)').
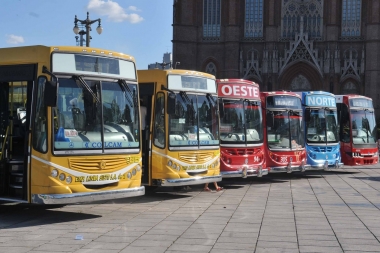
top-left (0, 45), bottom-right (144, 204)
top-left (137, 69), bottom-right (221, 187)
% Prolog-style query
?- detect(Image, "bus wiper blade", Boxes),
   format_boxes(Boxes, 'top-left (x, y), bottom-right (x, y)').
top-left (180, 91), bottom-right (196, 123)
top-left (72, 75), bottom-right (100, 103)
top-left (117, 79), bottom-right (133, 107)
top-left (206, 93), bottom-right (216, 106)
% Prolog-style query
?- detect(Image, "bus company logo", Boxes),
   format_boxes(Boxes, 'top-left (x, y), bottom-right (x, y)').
top-left (253, 156), bottom-right (260, 162)
top-left (100, 160), bottom-right (106, 170)
top-left (281, 157), bottom-right (287, 163)
top-left (295, 151), bottom-right (301, 162)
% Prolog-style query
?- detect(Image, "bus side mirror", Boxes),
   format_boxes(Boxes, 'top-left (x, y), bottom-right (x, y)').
top-left (305, 110), bottom-right (310, 122)
top-left (167, 93), bottom-right (176, 115)
top-left (44, 81), bottom-right (58, 107)
top-left (267, 112), bottom-right (274, 128)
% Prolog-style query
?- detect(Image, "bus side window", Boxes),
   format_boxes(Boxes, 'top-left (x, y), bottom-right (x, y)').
top-left (153, 92), bottom-right (165, 148)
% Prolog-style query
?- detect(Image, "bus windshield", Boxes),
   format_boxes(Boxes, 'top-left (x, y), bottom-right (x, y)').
top-left (351, 109), bottom-right (376, 144)
top-left (53, 78), bottom-right (139, 151)
top-left (266, 110), bottom-right (304, 150)
top-left (219, 99), bottom-right (263, 144)
top-left (306, 109), bottom-right (339, 144)
top-left (169, 92), bottom-right (219, 147)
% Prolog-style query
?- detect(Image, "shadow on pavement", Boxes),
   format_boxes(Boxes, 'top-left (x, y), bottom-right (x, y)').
top-left (351, 176), bottom-right (380, 182)
top-left (0, 204), bottom-right (101, 229)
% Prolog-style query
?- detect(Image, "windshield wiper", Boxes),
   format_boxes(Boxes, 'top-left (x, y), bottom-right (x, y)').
top-left (206, 93), bottom-right (216, 106)
top-left (179, 91), bottom-right (196, 122)
top-left (72, 75), bottom-right (100, 104)
top-left (118, 79), bottom-right (134, 107)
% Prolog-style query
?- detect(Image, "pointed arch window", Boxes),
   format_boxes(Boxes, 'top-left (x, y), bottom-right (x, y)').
top-left (203, 0), bottom-right (221, 38)
top-left (341, 0), bottom-right (361, 37)
top-left (281, 0), bottom-right (323, 39)
top-left (205, 62), bottom-right (217, 76)
top-left (245, 0), bottom-right (263, 38)
top-left (341, 81), bottom-right (358, 94)
top-left (290, 74), bottom-right (312, 91)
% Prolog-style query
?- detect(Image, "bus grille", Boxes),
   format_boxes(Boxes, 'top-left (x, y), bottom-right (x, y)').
top-left (224, 148), bottom-right (261, 155)
top-left (68, 157), bottom-right (127, 172)
top-left (179, 152), bottom-right (214, 163)
top-left (310, 147), bottom-right (333, 152)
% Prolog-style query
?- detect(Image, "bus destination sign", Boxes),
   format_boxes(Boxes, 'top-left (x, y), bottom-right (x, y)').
top-left (267, 95), bottom-right (301, 109)
top-left (218, 83), bottom-right (259, 99)
top-left (350, 98), bottom-right (373, 108)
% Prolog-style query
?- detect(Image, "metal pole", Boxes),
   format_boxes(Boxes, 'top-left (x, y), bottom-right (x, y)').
top-left (86, 12), bottom-right (90, 47)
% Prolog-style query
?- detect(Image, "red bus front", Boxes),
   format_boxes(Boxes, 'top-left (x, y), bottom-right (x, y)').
top-left (261, 92), bottom-right (309, 173)
top-left (217, 79), bottom-right (267, 178)
top-left (336, 95), bottom-right (378, 165)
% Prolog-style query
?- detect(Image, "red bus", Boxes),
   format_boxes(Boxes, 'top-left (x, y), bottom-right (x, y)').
top-left (217, 79), bottom-right (267, 178)
top-left (260, 91), bottom-right (309, 173)
top-left (336, 95), bottom-right (378, 165)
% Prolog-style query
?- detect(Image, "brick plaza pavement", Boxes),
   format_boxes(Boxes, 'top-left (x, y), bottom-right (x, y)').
top-left (0, 164), bottom-right (380, 253)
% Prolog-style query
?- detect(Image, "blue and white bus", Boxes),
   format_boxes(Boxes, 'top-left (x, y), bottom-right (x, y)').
top-left (298, 91), bottom-right (343, 170)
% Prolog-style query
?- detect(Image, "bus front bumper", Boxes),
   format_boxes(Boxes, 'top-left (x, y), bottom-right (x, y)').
top-left (221, 167), bottom-right (268, 178)
top-left (310, 161), bottom-right (344, 170)
top-left (269, 164), bottom-right (311, 173)
top-left (32, 186), bottom-right (145, 204)
top-left (160, 175), bottom-right (222, 187)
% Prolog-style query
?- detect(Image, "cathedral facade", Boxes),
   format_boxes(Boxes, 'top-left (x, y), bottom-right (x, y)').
top-left (172, 0), bottom-right (380, 114)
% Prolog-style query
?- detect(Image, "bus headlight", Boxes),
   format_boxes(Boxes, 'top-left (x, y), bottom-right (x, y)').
top-left (132, 169), bottom-right (137, 176)
top-left (51, 169), bottom-right (58, 177)
top-left (136, 165), bottom-right (141, 171)
top-left (211, 163), bottom-right (215, 168)
top-left (66, 176), bottom-right (72, 184)
top-left (227, 158), bottom-right (231, 164)
top-left (175, 164), bottom-right (180, 171)
top-left (127, 172), bottom-right (132, 179)
top-left (59, 173), bottom-right (66, 181)
top-left (167, 160), bottom-right (173, 167)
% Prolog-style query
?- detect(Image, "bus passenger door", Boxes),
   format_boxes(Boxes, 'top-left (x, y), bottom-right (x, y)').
top-left (0, 79), bottom-right (32, 201)
top-left (138, 83), bottom-right (154, 185)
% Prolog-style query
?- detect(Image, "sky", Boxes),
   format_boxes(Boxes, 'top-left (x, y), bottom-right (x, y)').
top-left (0, 0), bottom-right (173, 70)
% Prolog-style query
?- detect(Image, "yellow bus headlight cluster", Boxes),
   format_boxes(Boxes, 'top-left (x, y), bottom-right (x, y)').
top-left (51, 169), bottom-right (72, 184)
top-left (167, 160), bottom-right (181, 171)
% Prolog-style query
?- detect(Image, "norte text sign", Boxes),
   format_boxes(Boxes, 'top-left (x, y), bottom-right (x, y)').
top-left (305, 95), bottom-right (336, 107)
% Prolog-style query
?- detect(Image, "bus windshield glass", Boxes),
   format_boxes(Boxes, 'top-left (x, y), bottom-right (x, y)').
top-left (53, 78), bottom-right (139, 152)
top-left (306, 109), bottom-right (339, 144)
top-left (351, 109), bottom-right (376, 144)
top-left (219, 99), bottom-right (263, 144)
top-left (266, 110), bottom-right (304, 150)
top-left (169, 93), bottom-right (219, 147)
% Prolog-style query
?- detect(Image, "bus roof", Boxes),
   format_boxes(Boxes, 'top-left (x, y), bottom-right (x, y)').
top-left (260, 91), bottom-right (301, 98)
top-left (0, 45), bottom-right (135, 65)
top-left (335, 94), bottom-right (373, 102)
top-left (137, 69), bottom-right (215, 83)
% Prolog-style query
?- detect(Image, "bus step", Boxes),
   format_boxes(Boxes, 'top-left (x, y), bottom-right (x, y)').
top-left (6, 159), bottom-right (24, 197)
top-left (9, 184), bottom-right (22, 189)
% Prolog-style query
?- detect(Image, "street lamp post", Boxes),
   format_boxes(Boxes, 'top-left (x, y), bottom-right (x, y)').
top-left (73, 12), bottom-right (103, 47)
